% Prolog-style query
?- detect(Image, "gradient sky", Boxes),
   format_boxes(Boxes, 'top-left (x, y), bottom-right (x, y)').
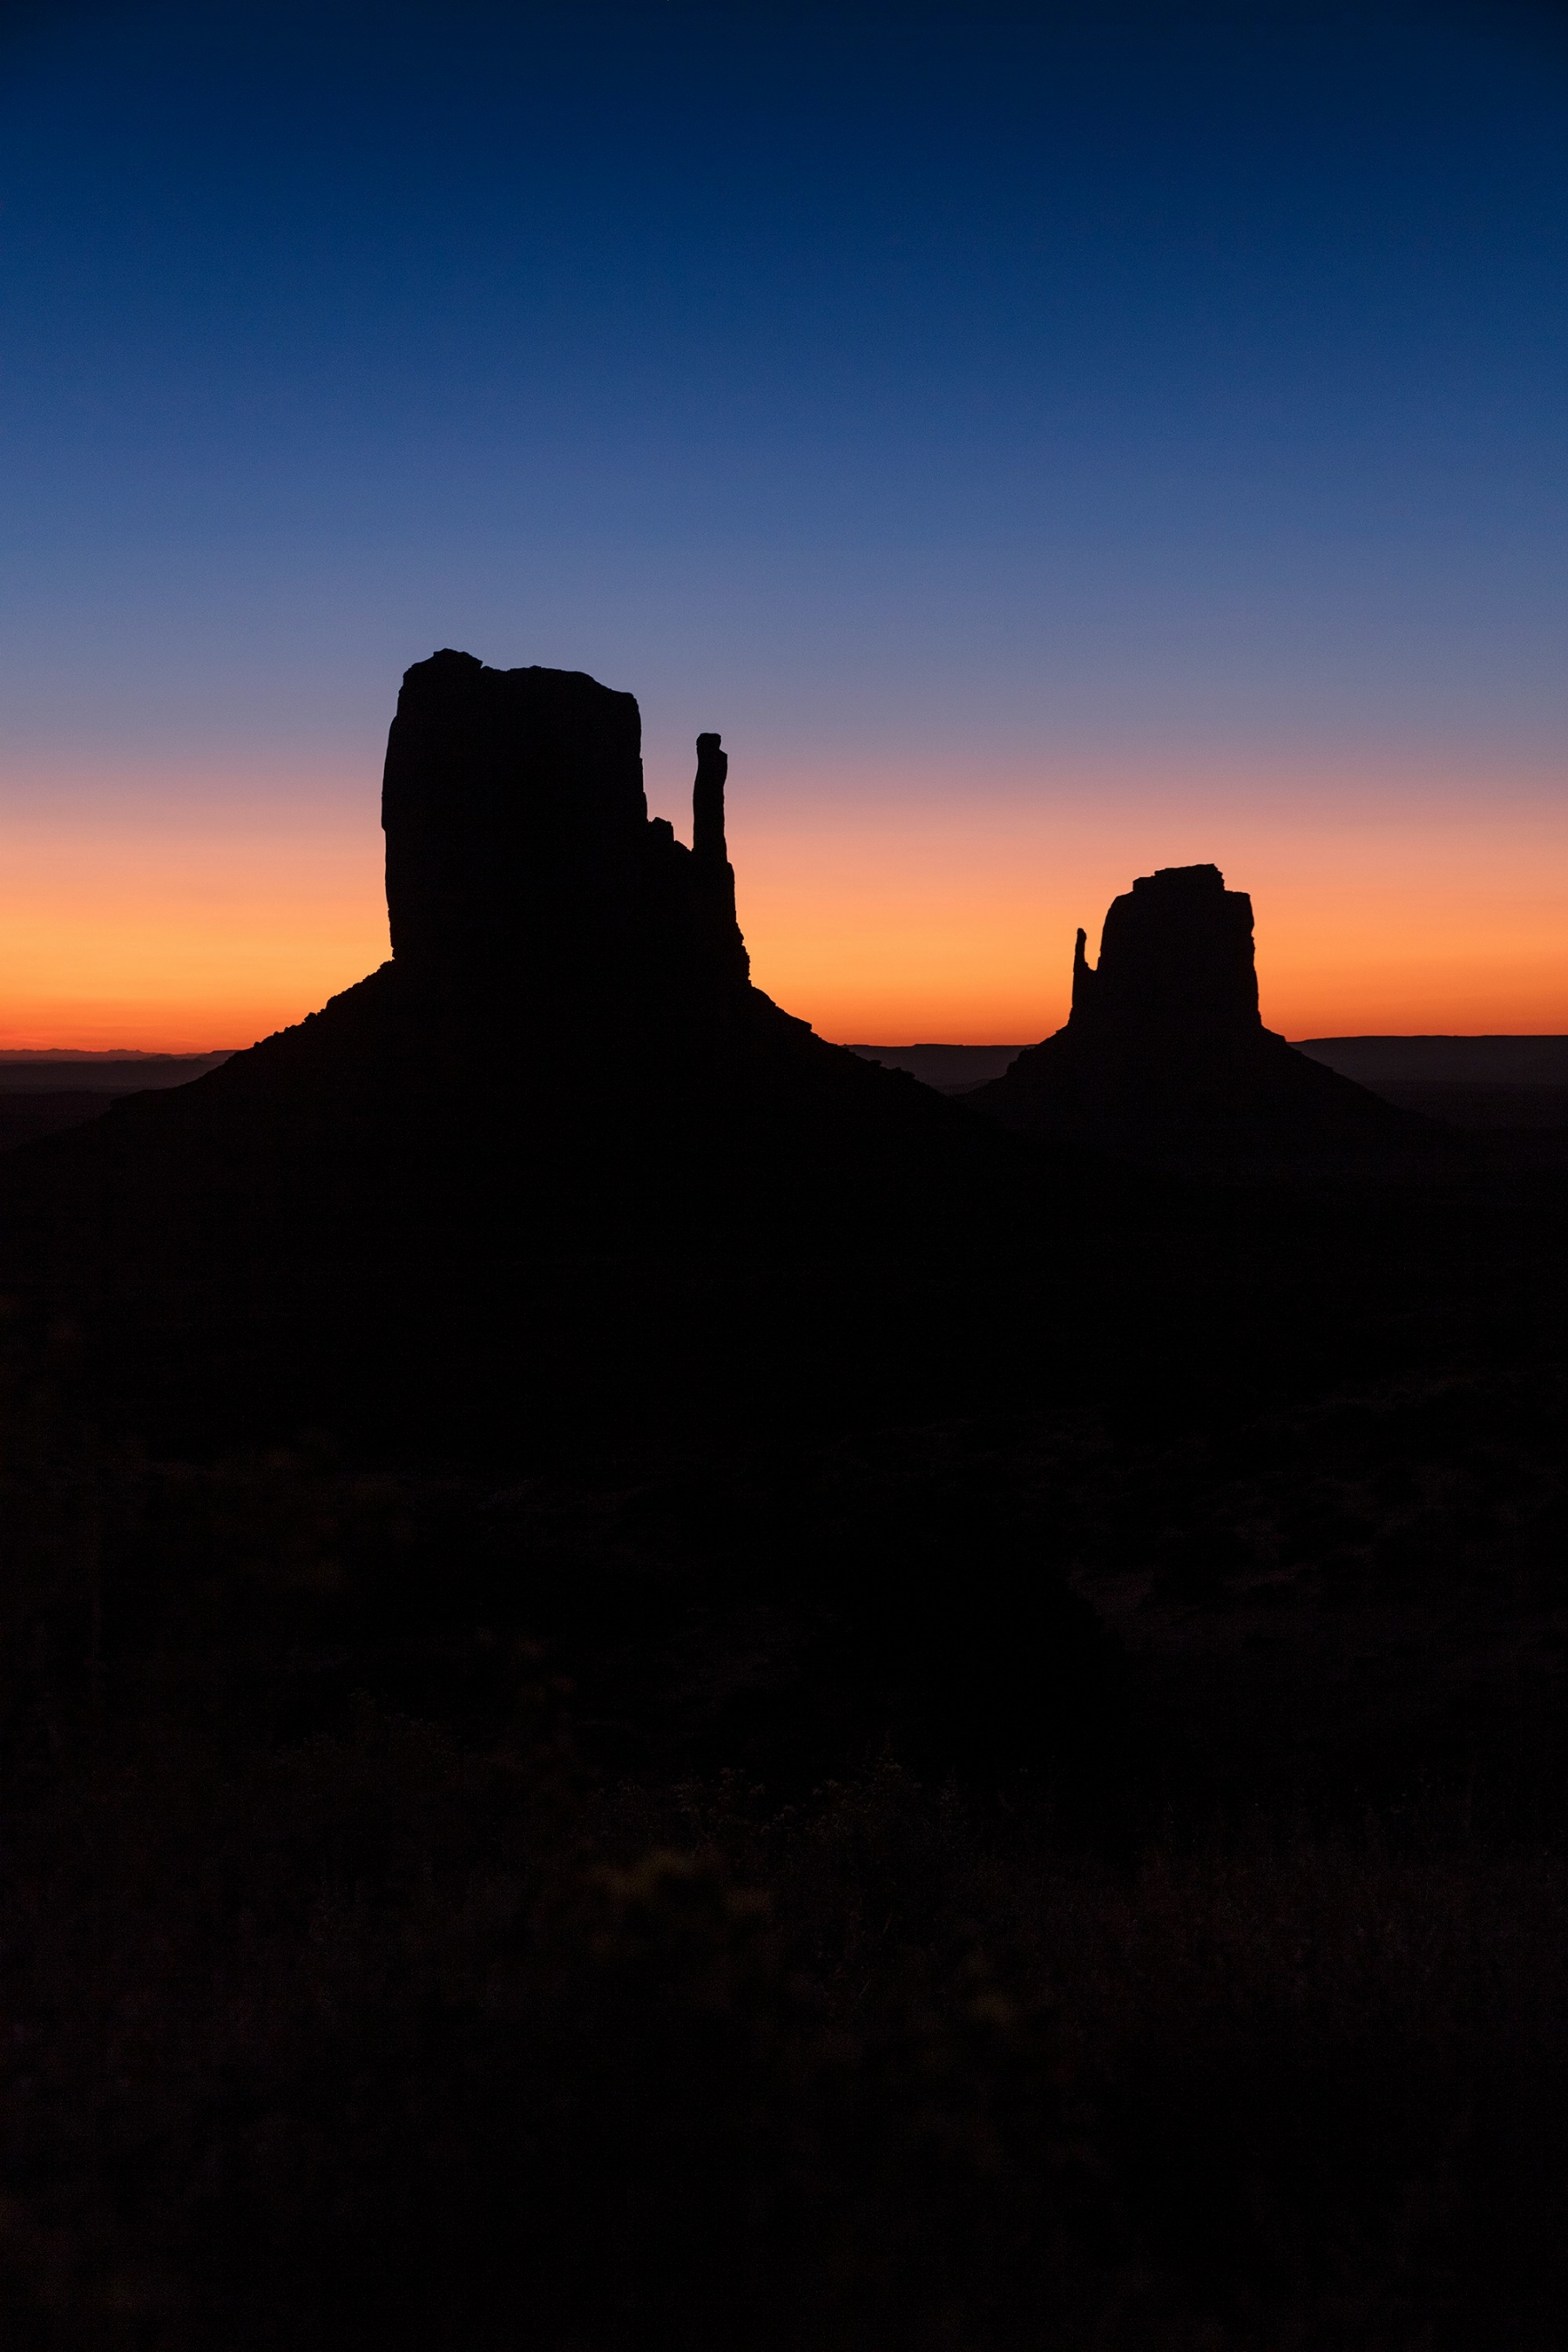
top-left (2, 0), bottom-right (1565, 1048)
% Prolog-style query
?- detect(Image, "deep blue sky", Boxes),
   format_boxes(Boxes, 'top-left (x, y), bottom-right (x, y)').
top-left (1, 0), bottom-right (1565, 1042)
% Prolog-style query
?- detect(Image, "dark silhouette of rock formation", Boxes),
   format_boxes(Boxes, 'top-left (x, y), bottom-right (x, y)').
top-left (3, 655), bottom-right (1027, 1340)
top-left (1068, 863), bottom-right (1260, 1044)
top-left (381, 654), bottom-right (750, 1010)
top-left (969, 863), bottom-right (1420, 1165)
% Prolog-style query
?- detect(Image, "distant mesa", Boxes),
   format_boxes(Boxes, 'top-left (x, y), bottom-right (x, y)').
top-left (1298, 1035), bottom-right (1568, 1087)
top-left (1294, 1033), bottom-right (1568, 1132)
top-left (0, 1052), bottom-right (233, 1092)
top-left (968, 862), bottom-right (1418, 1163)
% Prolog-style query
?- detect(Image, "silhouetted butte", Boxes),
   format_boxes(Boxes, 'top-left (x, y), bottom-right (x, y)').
top-left (382, 654), bottom-right (748, 1016)
top-left (3, 653), bottom-right (1022, 1288)
top-left (970, 862), bottom-right (1419, 1166)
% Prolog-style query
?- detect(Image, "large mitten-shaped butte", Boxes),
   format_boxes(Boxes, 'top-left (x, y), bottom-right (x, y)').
top-left (1067, 864), bottom-right (1260, 1042)
top-left (970, 862), bottom-right (1416, 1164)
top-left (382, 651), bottom-right (749, 1010)
top-left (3, 652), bottom-right (1009, 1281)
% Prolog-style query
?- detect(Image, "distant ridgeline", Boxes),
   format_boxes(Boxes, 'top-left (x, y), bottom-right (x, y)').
top-left (0, 1053), bottom-right (233, 1091)
top-left (1296, 1037), bottom-right (1568, 1131)
top-left (0, 1053), bottom-right (235, 1155)
top-left (1299, 1037), bottom-right (1568, 1084)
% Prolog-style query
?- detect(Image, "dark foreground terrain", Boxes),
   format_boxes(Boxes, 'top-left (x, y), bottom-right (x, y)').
top-left (0, 1123), bottom-right (1565, 2351)
top-left (0, 1059), bottom-right (234, 1158)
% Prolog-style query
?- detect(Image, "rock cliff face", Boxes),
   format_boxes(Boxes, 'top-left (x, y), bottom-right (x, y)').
top-left (382, 652), bottom-right (748, 1008)
top-left (1068, 865), bottom-right (1260, 1040)
top-left (970, 862), bottom-right (1415, 1164)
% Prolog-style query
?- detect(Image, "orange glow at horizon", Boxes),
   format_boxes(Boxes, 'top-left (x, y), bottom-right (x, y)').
top-left (0, 781), bottom-right (389, 1052)
top-left (2, 757), bottom-right (1565, 1052)
top-left (726, 767), bottom-right (1568, 1044)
